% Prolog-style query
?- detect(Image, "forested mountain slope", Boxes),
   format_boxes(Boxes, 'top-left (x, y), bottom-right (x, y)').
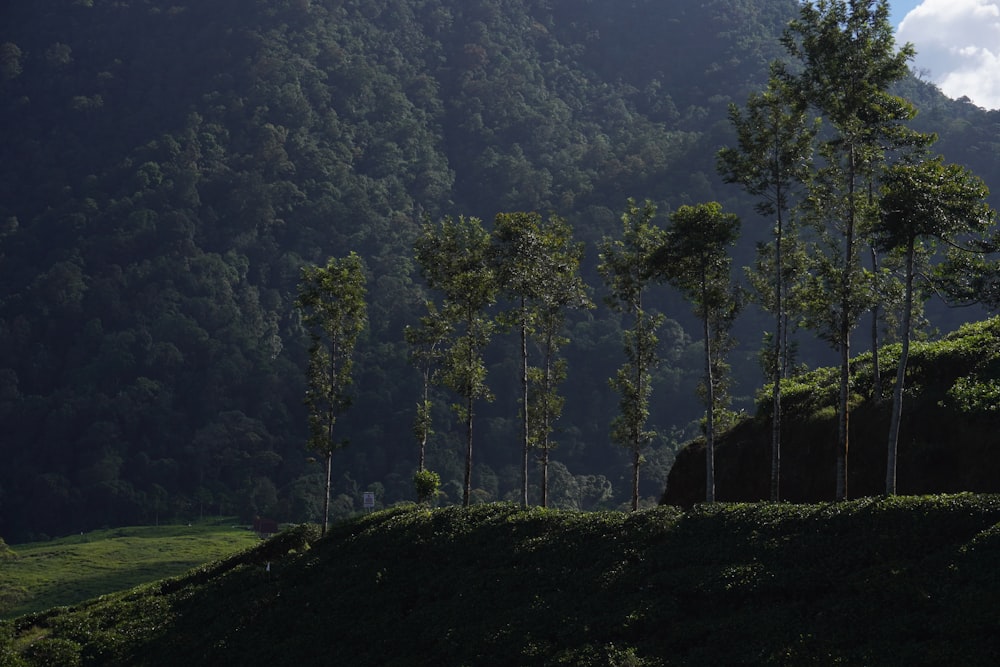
top-left (1, 0), bottom-right (999, 541)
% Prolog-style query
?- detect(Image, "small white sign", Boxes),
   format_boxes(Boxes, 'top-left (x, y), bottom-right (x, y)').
top-left (363, 491), bottom-right (375, 509)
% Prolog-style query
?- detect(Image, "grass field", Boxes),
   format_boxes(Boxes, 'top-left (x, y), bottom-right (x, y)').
top-left (0, 521), bottom-right (260, 619)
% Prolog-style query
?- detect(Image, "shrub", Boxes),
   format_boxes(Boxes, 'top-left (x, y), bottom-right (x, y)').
top-left (24, 638), bottom-right (82, 667)
top-left (0, 538), bottom-right (14, 560)
top-left (413, 469), bottom-right (441, 505)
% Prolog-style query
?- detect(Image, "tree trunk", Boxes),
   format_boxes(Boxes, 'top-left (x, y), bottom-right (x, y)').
top-left (771, 216), bottom-right (783, 502)
top-left (631, 448), bottom-right (640, 511)
top-left (540, 330), bottom-right (554, 508)
top-left (837, 337), bottom-right (850, 501)
top-left (631, 305), bottom-right (646, 512)
top-left (418, 369), bottom-right (429, 472)
top-left (870, 246), bottom-right (882, 401)
top-left (704, 301), bottom-right (716, 504)
top-left (520, 304), bottom-right (529, 508)
top-left (837, 144), bottom-right (857, 502)
top-left (541, 449), bottom-right (549, 508)
top-left (886, 239), bottom-right (914, 495)
top-left (463, 391), bottom-right (473, 507)
top-left (321, 450), bottom-right (332, 537)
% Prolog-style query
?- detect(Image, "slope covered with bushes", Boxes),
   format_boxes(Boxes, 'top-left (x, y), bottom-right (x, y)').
top-left (664, 317), bottom-right (1000, 506)
top-left (3, 498), bottom-right (1000, 665)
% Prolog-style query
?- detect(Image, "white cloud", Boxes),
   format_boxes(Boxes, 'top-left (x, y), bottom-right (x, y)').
top-left (898, 0), bottom-right (1000, 109)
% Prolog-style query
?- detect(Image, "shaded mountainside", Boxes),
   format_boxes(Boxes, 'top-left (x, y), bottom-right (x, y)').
top-left (664, 317), bottom-right (1000, 506)
top-left (0, 0), bottom-right (807, 541)
top-left (2, 0), bottom-right (1000, 541)
top-left (3, 499), bottom-right (1000, 665)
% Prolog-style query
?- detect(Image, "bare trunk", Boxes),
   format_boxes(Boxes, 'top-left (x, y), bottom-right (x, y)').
top-left (886, 240), bottom-right (914, 495)
top-left (520, 304), bottom-right (529, 508)
top-left (418, 369), bottom-right (429, 472)
top-left (631, 448), bottom-right (640, 511)
top-left (541, 449), bottom-right (549, 508)
top-left (836, 336), bottom-right (849, 501)
top-left (837, 144), bottom-right (857, 502)
top-left (870, 246), bottom-right (882, 401)
top-left (321, 451), bottom-right (332, 537)
top-left (704, 303), bottom-right (716, 504)
top-left (463, 391), bottom-right (473, 507)
top-left (463, 325), bottom-right (474, 507)
top-left (540, 329), bottom-right (554, 508)
top-left (771, 214), bottom-right (783, 502)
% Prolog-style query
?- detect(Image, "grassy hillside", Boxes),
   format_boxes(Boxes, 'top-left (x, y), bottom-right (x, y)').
top-left (0, 523), bottom-right (259, 620)
top-left (3, 498), bottom-right (1000, 666)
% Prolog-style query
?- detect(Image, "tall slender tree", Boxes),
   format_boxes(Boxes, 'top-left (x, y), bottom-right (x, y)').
top-left (778, 0), bottom-right (921, 500)
top-left (404, 300), bottom-right (452, 473)
top-left (527, 216), bottom-right (591, 507)
top-left (718, 74), bottom-right (816, 501)
top-left (295, 252), bottom-right (368, 536)
top-left (492, 212), bottom-right (591, 507)
top-left (877, 156), bottom-right (994, 495)
top-left (652, 202), bottom-right (741, 503)
top-left (493, 212), bottom-right (547, 508)
top-left (598, 199), bottom-right (665, 511)
top-left (414, 216), bottom-right (497, 507)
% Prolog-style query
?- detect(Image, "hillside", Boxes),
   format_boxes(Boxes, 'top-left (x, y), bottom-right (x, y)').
top-left (3, 499), bottom-right (1000, 665)
top-left (0, 523), bottom-right (259, 620)
top-left (3, 0), bottom-right (1000, 541)
top-left (664, 317), bottom-right (1000, 506)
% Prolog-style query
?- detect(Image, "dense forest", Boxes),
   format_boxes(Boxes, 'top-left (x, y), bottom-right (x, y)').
top-left (2, 0), bottom-right (1000, 542)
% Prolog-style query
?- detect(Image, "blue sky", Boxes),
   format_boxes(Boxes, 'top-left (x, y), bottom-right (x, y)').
top-left (889, 0), bottom-right (922, 28)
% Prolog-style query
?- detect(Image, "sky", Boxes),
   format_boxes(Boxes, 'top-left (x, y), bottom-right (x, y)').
top-left (892, 0), bottom-right (1000, 109)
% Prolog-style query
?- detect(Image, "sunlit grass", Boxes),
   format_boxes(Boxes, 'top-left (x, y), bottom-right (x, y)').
top-left (0, 521), bottom-right (260, 619)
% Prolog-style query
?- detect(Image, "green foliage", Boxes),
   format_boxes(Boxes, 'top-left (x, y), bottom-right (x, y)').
top-left (718, 75), bottom-right (816, 221)
top-left (296, 252), bottom-right (369, 456)
top-left (405, 299), bottom-right (452, 471)
top-left (775, 0), bottom-right (928, 500)
top-left (0, 523), bottom-right (258, 620)
top-left (24, 638), bottom-right (82, 667)
top-left (946, 377), bottom-right (1000, 414)
top-left (654, 202), bottom-right (741, 502)
top-left (599, 200), bottom-right (666, 510)
top-left (414, 215), bottom-right (498, 506)
top-left (878, 157), bottom-right (994, 254)
top-left (295, 253), bottom-right (368, 534)
top-left (719, 72), bottom-right (816, 499)
top-left (877, 155), bottom-right (995, 493)
top-left (492, 211), bottom-right (592, 505)
top-left (413, 469), bottom-right (442, 505)
top-left (756, 315), bottom-right (1000, 439)
top-left (0, 538), bottom-right (14, 561)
